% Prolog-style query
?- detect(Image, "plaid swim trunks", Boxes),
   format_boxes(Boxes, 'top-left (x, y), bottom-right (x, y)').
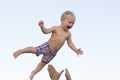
top-left (36, 42), bottom-right (57, 63)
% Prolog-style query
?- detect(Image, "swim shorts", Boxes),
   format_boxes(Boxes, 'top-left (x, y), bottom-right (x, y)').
top-left (36, 42), bottom-right (57, 63)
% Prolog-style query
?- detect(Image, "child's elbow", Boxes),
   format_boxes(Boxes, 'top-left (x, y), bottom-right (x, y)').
top-left (42, 31), bottom-right (49, 34)
top-left (43, 31), bottom-right (48, 34)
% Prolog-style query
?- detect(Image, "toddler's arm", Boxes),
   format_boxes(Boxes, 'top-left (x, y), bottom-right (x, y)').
top-left (67, 33), bottom-right (83, 56)
top-left (38, 20), bottom-right (56, 34)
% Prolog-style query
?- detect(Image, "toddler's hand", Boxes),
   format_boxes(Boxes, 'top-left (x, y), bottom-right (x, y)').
top-left (39, 20), bottom-right (44, 27)
top-left (76, 48), bottom-right (84, 56)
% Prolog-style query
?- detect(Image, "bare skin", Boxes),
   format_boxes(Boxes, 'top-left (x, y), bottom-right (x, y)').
top-left (47, 64), bottom-right (71, 80)
top-left (65, 68), bottom-right (71, 80)
top-left (29, 61), bottom-right (46, 80)
top-left (13, 14), bottom-right (83, 80)
top-left (47, 64), bottom-right (64, 80)
top-left (39, 15), bottom-right (83, 55)
top-left (13, 47), bottom-right (36, 59)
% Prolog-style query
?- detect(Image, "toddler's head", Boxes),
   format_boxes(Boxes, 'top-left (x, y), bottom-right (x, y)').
top-left (60, 11), bottom-right (76, 31)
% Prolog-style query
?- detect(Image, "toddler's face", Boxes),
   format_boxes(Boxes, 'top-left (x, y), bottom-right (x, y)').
top-left (61, 15), bottom-right (75, 31)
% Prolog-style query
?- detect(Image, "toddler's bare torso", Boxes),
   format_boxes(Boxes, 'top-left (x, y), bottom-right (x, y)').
top-left (48, 26), bottom-right (70, 52)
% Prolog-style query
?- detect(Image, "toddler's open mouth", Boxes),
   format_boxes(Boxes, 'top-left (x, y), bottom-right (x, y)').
top-left (67, 26), bottom-right (71, 29)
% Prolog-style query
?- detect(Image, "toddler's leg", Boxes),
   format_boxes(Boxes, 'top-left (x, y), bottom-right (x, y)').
top-left (29, 61), bottom-right (46, 80)
top-left (65, 68), bottom-right (71, 80)
top-left (13, 46), bottom-right (36, 59)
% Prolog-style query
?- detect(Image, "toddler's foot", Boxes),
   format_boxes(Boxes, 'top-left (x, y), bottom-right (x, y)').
top-left (65, 68), bottom-right (71, 80)
top-left (29, 71), bottom-right (34, 80)
top-left (13, 49), bottom-right (22, 59)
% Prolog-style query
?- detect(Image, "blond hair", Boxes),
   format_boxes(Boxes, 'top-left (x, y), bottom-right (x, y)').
top-left (61, 10), bottom-right (76, 20)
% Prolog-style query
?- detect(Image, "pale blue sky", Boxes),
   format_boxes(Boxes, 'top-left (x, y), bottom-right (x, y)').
top-left (0, 0), bottom-right (120, 80)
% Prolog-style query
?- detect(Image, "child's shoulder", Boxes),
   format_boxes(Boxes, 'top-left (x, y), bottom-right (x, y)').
top-left (51, 26), bottom-right (60, 30)
top-left (50, 26), bottom-right (59, 32)
top-left (51, 25), bottom-right (58, 29)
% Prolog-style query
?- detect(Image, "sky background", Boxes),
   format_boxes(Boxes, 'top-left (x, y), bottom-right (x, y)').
top-left (0, 0), bottom-right (120, 80)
